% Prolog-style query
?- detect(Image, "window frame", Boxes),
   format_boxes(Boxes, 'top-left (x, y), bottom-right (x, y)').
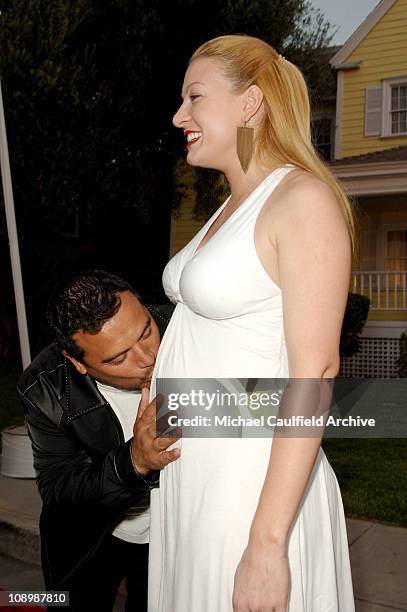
top-left (382, 76), bottom-right (407, 137)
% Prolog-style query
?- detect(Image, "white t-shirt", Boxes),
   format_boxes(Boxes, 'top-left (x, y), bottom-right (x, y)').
top-left (96, 381), bottom-right (150, 544)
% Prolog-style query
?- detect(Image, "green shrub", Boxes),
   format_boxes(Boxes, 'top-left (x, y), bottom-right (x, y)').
top-left (397, 332), bottom-right (407, 378)
top-left (340, 293), bottom-right (370, 358)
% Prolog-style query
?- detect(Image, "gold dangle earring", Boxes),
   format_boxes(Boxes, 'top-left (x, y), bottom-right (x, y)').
top-left (236, 120), bottom-right (254, 173)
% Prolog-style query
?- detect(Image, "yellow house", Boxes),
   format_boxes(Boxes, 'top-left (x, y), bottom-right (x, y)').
top-left (169, 160), bottom-right (204, 257)
top-left (330, 0), bottom-right (407, 376)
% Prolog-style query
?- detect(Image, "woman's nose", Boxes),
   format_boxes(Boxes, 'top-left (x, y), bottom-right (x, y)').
top-left (173, 101), bottom-right (190, 128)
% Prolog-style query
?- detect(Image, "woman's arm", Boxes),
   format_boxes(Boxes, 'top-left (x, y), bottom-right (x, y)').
top-left (233, 174), bottom-right (351, 612)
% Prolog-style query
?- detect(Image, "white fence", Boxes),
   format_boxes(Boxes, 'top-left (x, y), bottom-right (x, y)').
top-left (351, 271), bottom-right (407, 310)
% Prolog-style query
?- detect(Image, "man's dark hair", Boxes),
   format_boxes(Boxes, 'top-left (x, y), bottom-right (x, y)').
top-left (46, 270), bottom-right (140, 362)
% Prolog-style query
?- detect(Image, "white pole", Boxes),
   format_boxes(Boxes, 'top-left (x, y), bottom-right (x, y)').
top-left (0, 79), bottom-right (31, 369)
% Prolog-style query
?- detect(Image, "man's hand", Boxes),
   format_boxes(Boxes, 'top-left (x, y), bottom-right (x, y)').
top-left (131, 388), bottom-right (180, 475)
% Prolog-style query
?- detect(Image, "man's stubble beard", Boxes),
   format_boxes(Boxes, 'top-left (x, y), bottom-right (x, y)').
top-left (95, 374), bottom-right (151, 392)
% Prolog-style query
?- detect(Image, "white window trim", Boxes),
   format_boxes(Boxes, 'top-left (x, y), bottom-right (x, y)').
top-left (382, 76), bottom-right (407, 138)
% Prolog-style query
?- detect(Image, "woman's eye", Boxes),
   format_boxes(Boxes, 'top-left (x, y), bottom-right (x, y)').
top-left (190, 94), bottom-right (201, 102)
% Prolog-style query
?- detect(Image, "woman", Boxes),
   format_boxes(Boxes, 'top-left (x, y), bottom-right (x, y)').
top-left (148, 35), bottom-right (355, 612)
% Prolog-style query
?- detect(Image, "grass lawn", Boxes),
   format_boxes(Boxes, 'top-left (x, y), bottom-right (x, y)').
top-left (323, 438), bottom-right (407, 527)
top-left (0, 359), bottom-right (406, 526)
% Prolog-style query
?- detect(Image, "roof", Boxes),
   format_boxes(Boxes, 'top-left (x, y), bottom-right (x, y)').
top-left (330, 0), bottom-right (397, 68)
top-left (321, 45), bottom-right (342, 62)
top-left (331, 145), bottom-right (407, 165)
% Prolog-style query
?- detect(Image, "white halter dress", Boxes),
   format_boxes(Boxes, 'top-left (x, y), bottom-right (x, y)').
top-left (148, 166), bottom-right (355, 611)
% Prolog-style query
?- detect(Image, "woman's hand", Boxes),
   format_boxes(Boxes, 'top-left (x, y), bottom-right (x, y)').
top-left (232, 537), bottom-right (289, 612)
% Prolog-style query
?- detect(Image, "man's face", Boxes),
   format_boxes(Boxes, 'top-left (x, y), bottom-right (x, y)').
top-left (68, 291), bottom-right (160, 390)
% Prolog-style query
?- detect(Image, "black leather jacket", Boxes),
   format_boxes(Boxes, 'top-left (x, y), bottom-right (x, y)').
top-left (17, 305), bottom-right (170, 589)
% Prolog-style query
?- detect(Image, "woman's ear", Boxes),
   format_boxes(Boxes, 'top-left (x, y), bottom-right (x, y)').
top-left (242, 85), bottom-right (264, 123)
top-left (63, 350), bottom-right (88, 375)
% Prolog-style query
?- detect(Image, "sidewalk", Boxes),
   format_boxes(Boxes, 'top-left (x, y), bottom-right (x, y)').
top-left (0, 474), bottom-right (406, 611)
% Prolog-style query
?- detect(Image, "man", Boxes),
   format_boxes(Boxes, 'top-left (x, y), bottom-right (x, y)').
top-left (18, 270), bottom-right (178, 611)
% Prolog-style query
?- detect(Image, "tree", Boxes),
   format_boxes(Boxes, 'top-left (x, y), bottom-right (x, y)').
top-left (0, 0), bottom-right (333, 352)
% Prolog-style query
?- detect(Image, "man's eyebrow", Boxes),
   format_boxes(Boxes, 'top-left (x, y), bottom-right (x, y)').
top-left (181, 81), bottom-right (205, 98)
top-left (137, 318), bottom-right (151, 342)
top-left (101, 318), bottom-right (151, 364)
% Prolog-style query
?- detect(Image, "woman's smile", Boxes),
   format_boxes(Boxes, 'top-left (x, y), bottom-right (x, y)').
top-left (184, 130), bottom-right (202, 147)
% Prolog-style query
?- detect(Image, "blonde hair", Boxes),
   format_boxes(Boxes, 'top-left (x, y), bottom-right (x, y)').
top-left (190, 35), bottom-right (356, 252)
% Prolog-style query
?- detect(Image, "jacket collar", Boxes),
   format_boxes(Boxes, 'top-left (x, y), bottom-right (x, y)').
top-left (63, 355), bottom-right (108, 421)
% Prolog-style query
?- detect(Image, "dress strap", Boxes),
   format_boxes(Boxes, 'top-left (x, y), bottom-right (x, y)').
top-left (249, 165), bottom-right (296, 216)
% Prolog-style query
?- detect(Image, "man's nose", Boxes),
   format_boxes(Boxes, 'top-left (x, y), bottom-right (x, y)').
top-left (173, 101), bottom-right (190, 128)
top-left (132, 346), bottom-right (156, 368)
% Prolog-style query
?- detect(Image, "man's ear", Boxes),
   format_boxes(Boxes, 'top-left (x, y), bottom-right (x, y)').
top-left (63, 350), bottom-right (88, 375)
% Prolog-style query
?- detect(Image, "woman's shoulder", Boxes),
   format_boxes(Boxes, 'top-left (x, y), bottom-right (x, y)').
top-left (278, 168), bottom-right (335, 203)
top-left (257, 167), bottom-right (348, 248)
top-left (266, 168), bottom-right (343, 223)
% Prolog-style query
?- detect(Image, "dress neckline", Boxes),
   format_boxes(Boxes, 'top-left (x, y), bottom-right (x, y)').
top-left (193, 165), bottom-right (291, 257)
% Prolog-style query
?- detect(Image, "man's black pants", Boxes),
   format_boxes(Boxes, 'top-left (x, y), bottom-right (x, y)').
top-left (65, 535), bottom-right (148, 612)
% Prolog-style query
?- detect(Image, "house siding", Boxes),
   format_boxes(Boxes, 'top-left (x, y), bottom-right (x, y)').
top-left (169, 161), bottom-right (203, 257)
top-left (339, 0), bottom-right (407, 158)
top-left (170, 203), bottom-right (202, 256)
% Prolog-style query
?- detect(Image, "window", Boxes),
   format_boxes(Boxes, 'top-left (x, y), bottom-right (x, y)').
top-left (390, 84), bottom-right (407, 135)
top-left (385, 228), bottom-right (407, 271)
top-left (383, 226), bottom-right (407, 290)
top-left (364, 76), bottom-right (407, 137)
top-left (311, 114), bottom-right (334, 161)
